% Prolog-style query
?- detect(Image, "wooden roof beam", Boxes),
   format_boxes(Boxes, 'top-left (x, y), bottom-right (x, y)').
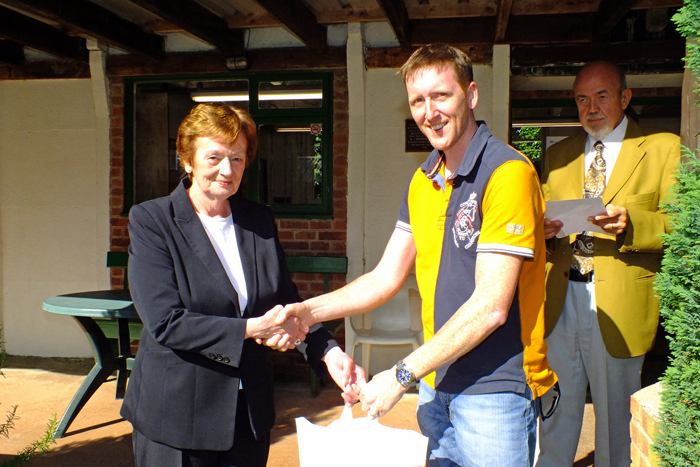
top-left (494, 0), bottom-right (513, 42)
top-left (3, 0), bottom-right (164, 59)
top-left (253, 0), bottom-right (327, 53)
top-left (593, 0), bottom-right (638, 41)
top-left (0, 5), bottom-right (88, 62)
top-left (377, 0), bottom-right (411, 48)
top-left (0, 39), bottom-right (26, 66)
top-left (127, 0), bottom-right (244, 55)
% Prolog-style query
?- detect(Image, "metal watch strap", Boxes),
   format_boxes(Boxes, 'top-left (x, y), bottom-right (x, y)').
top-left (396, 359), bottom-right (417, 388)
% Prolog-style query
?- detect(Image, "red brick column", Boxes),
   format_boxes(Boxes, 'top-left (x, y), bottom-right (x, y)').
top-left (630, 382), bottom-right (662, 467)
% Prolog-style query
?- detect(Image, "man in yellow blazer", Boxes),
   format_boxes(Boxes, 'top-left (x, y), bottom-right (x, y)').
top-left (536, 61), bottom-right (680, 467)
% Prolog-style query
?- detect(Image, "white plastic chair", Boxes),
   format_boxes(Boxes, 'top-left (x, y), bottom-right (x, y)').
top-left (346, 274), bottom-right (423, 375)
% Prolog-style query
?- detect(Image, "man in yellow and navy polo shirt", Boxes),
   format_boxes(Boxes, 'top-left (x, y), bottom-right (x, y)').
top-left (276, 43), bottom-right (557, 467)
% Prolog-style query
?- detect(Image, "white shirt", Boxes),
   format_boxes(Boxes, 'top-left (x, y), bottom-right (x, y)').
top-left (584, 116), bottom-right (628, 186)
top-left (197, 213), bottom-right (248, 314)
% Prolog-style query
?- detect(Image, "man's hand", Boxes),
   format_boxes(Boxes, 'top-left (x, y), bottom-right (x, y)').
top-left (249, 305), bottom-right (308, 351)
top-left (588, 204), bottom-right (628, 235)
top-left (322, 347), bottom-right (367, 405)
top-left (275, 301), bottom-right (313, 327)
top-left (359, 367), bottom-right (407, 419)
top-left (544, 217), bottom-right (563, 240)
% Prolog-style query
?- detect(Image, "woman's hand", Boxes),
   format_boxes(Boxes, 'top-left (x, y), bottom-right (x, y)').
top-left (247, 305), bottom-right (308, 351)
top-left (322, 347), bottom-right (367, 405)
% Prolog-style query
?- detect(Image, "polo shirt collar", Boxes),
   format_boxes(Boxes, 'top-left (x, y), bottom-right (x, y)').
top-left (421, 121), bottom-right (491, 181)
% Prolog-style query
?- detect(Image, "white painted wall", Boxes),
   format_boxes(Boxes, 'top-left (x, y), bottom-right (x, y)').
top-left (0, 79), bottom-right (110, 357)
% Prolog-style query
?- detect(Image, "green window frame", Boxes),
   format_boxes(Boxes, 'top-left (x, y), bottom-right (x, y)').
top-left (123, 71), bottom-right (334, 218)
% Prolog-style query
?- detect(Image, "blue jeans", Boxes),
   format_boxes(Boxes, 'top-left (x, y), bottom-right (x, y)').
top-left (417, 381), bottom-right (538, 467)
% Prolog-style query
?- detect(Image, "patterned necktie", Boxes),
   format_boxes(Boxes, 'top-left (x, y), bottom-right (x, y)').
top-left (571, 141), bottom-right (605, 275)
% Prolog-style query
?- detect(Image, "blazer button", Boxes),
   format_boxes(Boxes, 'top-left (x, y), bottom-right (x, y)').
top-left (209, 353), bottom-right (216, 360)
top-left (223, 356), bottom-right (231, 363)
top-left (217, 354), bottom-right (224, 361)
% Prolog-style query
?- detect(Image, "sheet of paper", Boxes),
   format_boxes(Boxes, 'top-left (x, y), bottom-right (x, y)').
top-left (545, 198), bottom-right (608, 238)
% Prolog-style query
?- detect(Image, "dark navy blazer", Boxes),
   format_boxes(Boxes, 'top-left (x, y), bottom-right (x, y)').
top-left (121, 178), bottom-right (335, 451)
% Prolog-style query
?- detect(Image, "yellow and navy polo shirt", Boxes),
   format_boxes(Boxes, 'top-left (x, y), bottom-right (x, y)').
top-left (396, 122), bottom-right (556, 398)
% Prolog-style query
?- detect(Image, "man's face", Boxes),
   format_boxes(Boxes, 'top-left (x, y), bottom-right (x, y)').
top-left (405, 66), bottom-right (477, 159)
top-left (574, 65), bottom-right (631, 141)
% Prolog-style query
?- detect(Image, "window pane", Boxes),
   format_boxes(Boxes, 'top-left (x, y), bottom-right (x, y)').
top-left (258, 80), bottom-right (323, 109)
top-left (256, 123), bottom-right (323, 205)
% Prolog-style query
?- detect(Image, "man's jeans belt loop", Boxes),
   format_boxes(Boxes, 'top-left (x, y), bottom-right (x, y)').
top-left (569, 267), bottom-right (593, 282)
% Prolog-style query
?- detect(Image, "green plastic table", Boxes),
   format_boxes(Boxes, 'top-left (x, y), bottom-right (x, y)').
top-left (42, 289), bottom-right (139, 438)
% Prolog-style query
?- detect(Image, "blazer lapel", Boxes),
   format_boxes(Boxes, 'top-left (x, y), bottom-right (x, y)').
top-left (603, 120), bottom-right (646, 204)
top-left (230, 196), bottom-right (258, 316)
top-left (561, 132), bottom-right (587, 199)
top-left (171, 180), bottom-right (243, 317)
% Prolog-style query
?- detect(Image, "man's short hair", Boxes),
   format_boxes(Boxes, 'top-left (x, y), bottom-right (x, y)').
top-left (399, 43), bottom-right (474, 93)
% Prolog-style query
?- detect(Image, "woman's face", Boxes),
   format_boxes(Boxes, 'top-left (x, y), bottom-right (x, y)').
top-left (185, 135), bottom-right (247, 203)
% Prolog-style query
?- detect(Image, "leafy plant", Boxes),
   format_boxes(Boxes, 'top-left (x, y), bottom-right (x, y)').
top-left (0, 414), bottom-right (58, 467)
top-left (650, 2), bottom-right (700, 465)
top-left (0, 328), bottom-right (59, 466)
top-left (653, 149), bottom-right (700, 465)
top-left (511, 126), bottom-right (543, 162)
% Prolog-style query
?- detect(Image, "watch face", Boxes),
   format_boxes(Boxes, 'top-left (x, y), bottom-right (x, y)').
top-left (397, 365), bottom-right (414, 386)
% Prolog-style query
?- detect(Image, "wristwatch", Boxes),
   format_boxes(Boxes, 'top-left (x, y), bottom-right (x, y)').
top-left (395, 359), bottom-right (418, 388)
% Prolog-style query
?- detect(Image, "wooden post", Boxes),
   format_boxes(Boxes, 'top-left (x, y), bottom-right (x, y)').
top-left (681, 40), bottom-right (700, 153)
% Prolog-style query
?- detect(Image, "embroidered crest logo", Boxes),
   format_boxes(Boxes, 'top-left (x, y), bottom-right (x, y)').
top-left (453, 192), bottom-right (480, 249)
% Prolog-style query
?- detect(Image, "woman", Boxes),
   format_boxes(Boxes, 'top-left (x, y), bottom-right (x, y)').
top-left (121, 103), bottom-right (364, 467)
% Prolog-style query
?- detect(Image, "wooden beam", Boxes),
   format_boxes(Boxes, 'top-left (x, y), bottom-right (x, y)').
top-left (3, 0), bottom-right (164, 59)
top-left (252, 0), bottom-right (327, 53)
top-left (316, 8), bottom-right (386, 24)
top-left (126, 0), bottom-right (244, 54)
top-left (377, 0), bottom-right (411, 48)
top-left (0, 5), bottom-right (88, 62)
top-left (592, 0), bottom-right (638, 41)
top-left (0, 58), bottom-right (90, 79)
top-left (495, 0), bottom-right (514, 42)
top-left (511, 39), bottom-right (685, 67)
top-left (512, 87), bottom-right (682, 102)
top-left (0, 39), bottom-right (26, 66)
top-left (409, 2), bottom-right (496, 19)
top-left (410, 14), bottom-right (592, 45)
top-left (105, 47), bottom-right (347, 77)
top-left (227, 12), bottom-right (281, 29)
top-left (505, 13), bottom-right (593, 44)
top-left (365, 45), bottom-right (493, 68)
top-left (410, 17), bottom-right (496, 45)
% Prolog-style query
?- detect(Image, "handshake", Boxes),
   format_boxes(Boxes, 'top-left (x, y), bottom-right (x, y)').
top-left (246, 302), bottom-right (367, 406)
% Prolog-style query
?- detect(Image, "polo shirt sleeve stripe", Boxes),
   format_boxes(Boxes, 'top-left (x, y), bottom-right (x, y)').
top-left (395, 220), bottom-right (412, 233)
top-left (476, 243), bottom-right (534, 258)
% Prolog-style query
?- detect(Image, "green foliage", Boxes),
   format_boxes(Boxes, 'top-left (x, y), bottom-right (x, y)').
top-left (653, 149), bottom-right (700, 465)
top-left (0, 405), bottom-right (18, 439)
top-left (0, 414), bottom-right (58, 467)
top-left (673, 0), bottom-right (700, 94)
top-left (511, 127), bottom-right (543, 162)
top-left (0, 328), bottom-right (58, 465)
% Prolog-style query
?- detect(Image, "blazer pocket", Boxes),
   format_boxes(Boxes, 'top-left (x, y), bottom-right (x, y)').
top-left (625, 192), bottom-right (656, 211)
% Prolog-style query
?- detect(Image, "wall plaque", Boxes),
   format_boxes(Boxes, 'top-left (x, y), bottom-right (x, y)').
top-left (405, 119), bottom-right (434, 152)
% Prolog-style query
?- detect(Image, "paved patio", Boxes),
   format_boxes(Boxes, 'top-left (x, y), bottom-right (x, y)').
top-left (0, 357), bottom-right (599, 467)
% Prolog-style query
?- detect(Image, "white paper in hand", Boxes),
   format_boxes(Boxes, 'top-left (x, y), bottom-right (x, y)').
top-left (296, 406), bottom-right (428, 467)
top-left (545, 198), bottom-right (608, 238)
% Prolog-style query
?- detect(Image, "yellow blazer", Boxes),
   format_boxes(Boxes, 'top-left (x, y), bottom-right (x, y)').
top-left (542, 119), bottom-right (680, 358)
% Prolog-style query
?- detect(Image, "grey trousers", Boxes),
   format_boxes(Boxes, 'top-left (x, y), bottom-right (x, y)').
top-left (536, 279), bottom-right (644, 467)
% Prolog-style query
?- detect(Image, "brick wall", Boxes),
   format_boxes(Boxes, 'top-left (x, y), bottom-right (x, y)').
top-left (109, 77), bottom-right (128, 289)
top-left (631, 382), bottom-right (662, 467)
top-left (108, 70), bottom-right (350, 380)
